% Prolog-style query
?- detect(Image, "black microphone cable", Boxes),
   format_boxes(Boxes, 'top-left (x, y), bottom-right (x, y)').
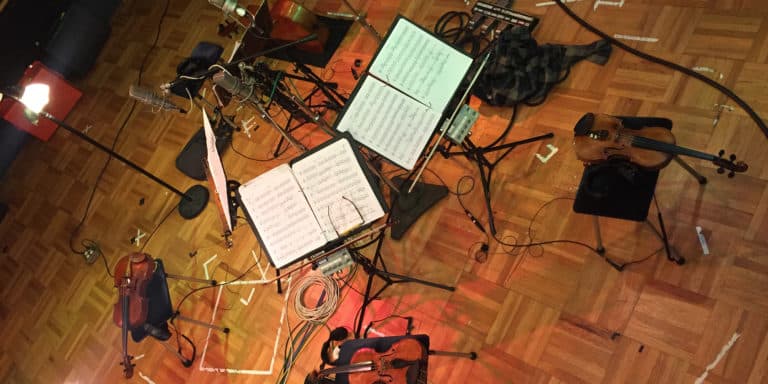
top-left (553, 0), bottom-right (768, 139)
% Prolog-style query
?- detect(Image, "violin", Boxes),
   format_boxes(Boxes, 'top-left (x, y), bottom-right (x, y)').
top-left (347, 338), bottom-right (426, 384)
top-left (112, 252), bottom-right (155, 378)
top-left (573, 113), bottom-right (748, 176)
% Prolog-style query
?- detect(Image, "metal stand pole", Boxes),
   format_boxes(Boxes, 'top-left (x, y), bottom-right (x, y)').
top-left (353, 233), bottom-right (455, 337)
top-left (38, 111), bottom-right (208, 219)
top-left (175, 314), bottom-right (230, 333)
top-left (339, 0), bottom-right (383, 43)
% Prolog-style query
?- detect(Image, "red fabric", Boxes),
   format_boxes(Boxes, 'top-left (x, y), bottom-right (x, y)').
top-left (2, 61), bottom-right (82, 141)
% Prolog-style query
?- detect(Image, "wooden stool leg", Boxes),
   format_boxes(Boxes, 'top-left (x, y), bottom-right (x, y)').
top-left (175, 314), bottom-right (230, 333)
top-left (673, 156), bottom-right (707, 185)
top-left (428, 349), bottom-right (477, 360)
top-left (593, 215), bottom-right (605, 254)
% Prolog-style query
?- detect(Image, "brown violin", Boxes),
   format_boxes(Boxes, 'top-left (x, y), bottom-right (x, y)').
top-left (347, 338), bottom-right (426, 384)
top-left (113, 252), bottom-right (155, 378)
top-left (573, 113), bottom-right (748, 176)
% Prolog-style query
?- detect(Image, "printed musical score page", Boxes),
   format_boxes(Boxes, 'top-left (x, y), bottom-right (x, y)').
top-left (202, 109), bottom-right (232, 232)
top-left (238, 165), bottom-right (327, 268)
top-left (335, 76), bottom-right (441, 169)
top-left (369, 17), bottom-right (473, 113)
top-left (291, 139), bottom-right (386, 240)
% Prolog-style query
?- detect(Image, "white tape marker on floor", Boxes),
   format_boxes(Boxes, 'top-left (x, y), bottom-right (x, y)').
top-left (536, 0), bottom-right (580, 7)
top-left (239, 288), bottom-right (256, 306)
top-left (138, 372), bottom-right (156, 384)
top-left (203, 254), bottom-right (218, 280)
top-left (535, 144), bottom-right (559, 163)
top-left (613, 34), bottom-right (659, 43)
top-left (199, 277), bottom-right (292, 375)
top-left (695, 332), bottom-right (740, 384)
top-left (594, 0), bottom-right (624, 11)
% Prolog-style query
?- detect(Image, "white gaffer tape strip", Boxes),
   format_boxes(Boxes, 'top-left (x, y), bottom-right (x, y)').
top-left (594, 0), bottom-right (625, 11)
top-left (203, 254), bottom-right (218, 280)
top-left (138, 372), bottom-right (156, 384)
top-left (694, 332), bottom-right (741, 384)
top-left (251, 249), bottom-right (268, 280)
top-left (199, 277), bottom-right (293, 375)
top-left (536, 0), bottom-right (581, 7)
top-left (613, 34), bottom-right (659, 43)
top-left (696, 226), bottom-right (710, 255)
top-left (535, 144), bottom-right (559, 163)
top-left (239, 288), bottom-right (256, 306)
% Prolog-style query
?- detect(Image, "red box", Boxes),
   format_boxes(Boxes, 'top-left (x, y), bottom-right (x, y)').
top-left (1, 61), bottom-right (82, 141)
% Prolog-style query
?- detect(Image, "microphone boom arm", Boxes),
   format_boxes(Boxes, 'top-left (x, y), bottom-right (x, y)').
top-left (163, 34), bottom-right (319, 91)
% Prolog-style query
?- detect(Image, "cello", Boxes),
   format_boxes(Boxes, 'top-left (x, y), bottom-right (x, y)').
top-left (113, 252), bottom-right (155, 378)
top-left (573, 113), bottom-right (748, 176)
top-left (346, 338), bottom-right (427, 384)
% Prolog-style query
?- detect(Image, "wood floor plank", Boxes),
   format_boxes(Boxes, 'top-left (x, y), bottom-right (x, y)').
top-left (2, 0), bottom-right (768, 382)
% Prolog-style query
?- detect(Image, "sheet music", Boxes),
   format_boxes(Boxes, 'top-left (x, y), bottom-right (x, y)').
top-left (238, 165), bottom-right (327, 268)
top-left (292, 139), bottom-right (385, 240)
top-left (369, 17), bottom-right (473, 113)
top-left (336, 76), bottom-right (441, 170)
top-left (203, 109), bottom-right (232, 232)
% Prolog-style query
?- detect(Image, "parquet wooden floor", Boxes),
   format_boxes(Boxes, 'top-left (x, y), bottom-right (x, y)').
top-left (1, 0), bottom-right (768, 383)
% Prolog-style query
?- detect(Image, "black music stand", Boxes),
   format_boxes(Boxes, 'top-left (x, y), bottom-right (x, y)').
top-left (351, 225), bottom-right (456, 338)
top-left (572, 115), bottom-right (703, 270)
top-left (439, 131), bottom-right (554, 235)
top-left (130, 259), bottom-right (227, 367)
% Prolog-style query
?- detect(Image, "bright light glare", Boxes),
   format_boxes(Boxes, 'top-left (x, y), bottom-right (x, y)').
top-left (20, 83), bottom-right (50, 113)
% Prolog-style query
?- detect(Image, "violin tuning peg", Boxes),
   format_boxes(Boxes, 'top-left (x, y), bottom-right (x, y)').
top-left (730, 154), bottom-right (737, 161)
top-left (718, 149), bottom-right (725, 157)
top-left (728, 171), bottom-right (735, 178)
top-left (717, 167), bottom-right (725, 174)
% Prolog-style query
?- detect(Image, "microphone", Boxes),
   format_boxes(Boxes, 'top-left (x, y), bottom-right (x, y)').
top-left (129, 85), bottom-right (187, 113)
top-left (212, 71), bottom-right (254, 100)
top-left (208, 0), bottom-right (247, 17)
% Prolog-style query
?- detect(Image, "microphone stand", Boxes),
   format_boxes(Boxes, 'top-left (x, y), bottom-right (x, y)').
top-left (35, 108), bottom-right (208, 219)
top-left (163, 34), bottom-right (320, 91)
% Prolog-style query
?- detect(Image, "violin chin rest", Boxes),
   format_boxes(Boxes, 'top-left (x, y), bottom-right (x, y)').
top-left (143, 323), bottom-right (171, 341)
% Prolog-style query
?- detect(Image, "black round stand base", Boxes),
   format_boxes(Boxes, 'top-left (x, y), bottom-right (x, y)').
top-left (178, 185), bottom-right (209, 219)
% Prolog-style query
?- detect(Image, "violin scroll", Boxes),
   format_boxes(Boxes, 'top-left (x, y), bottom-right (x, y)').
top-left (714, 149), bottom-right (748, 177)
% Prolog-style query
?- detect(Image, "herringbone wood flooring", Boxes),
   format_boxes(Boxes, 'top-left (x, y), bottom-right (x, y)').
top-left (1, 0), bottom-right (768, 383)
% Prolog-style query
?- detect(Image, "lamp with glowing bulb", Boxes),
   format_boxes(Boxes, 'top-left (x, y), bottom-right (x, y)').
top-left (1, 82), bottom-right (209, 219)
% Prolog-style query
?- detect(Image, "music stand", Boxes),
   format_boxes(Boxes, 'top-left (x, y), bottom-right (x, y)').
top-left (439, 131), bottom-right (554, 235)
top-left (572, 114), bottom-right (703, 270)
top-left (352, 227), bottom-right (455, 338)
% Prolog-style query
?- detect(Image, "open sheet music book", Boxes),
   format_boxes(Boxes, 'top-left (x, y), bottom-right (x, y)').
top-left (237, 137), bottom-right (387, 268)
top-left (334, 15), bottom-right (473, 170)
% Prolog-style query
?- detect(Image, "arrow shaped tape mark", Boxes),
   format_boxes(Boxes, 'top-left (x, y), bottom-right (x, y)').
top-left (239, 288), bottom-right (256, 306)
top-left (203, 254), bottom-right (218, 280)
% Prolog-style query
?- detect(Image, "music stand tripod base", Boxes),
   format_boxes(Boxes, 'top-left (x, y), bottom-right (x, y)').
top-left (390, 176), bottom-right (448, 240)
top-left (178, 185), bottom-right (209, 219)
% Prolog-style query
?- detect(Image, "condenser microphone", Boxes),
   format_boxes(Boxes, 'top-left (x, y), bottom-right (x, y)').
top-left (208, 0), bottom-right (247, 17)
top-left (128, 85), bottom-right (187, 113)
top-left (212, 71), bottom-right (255, 101)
